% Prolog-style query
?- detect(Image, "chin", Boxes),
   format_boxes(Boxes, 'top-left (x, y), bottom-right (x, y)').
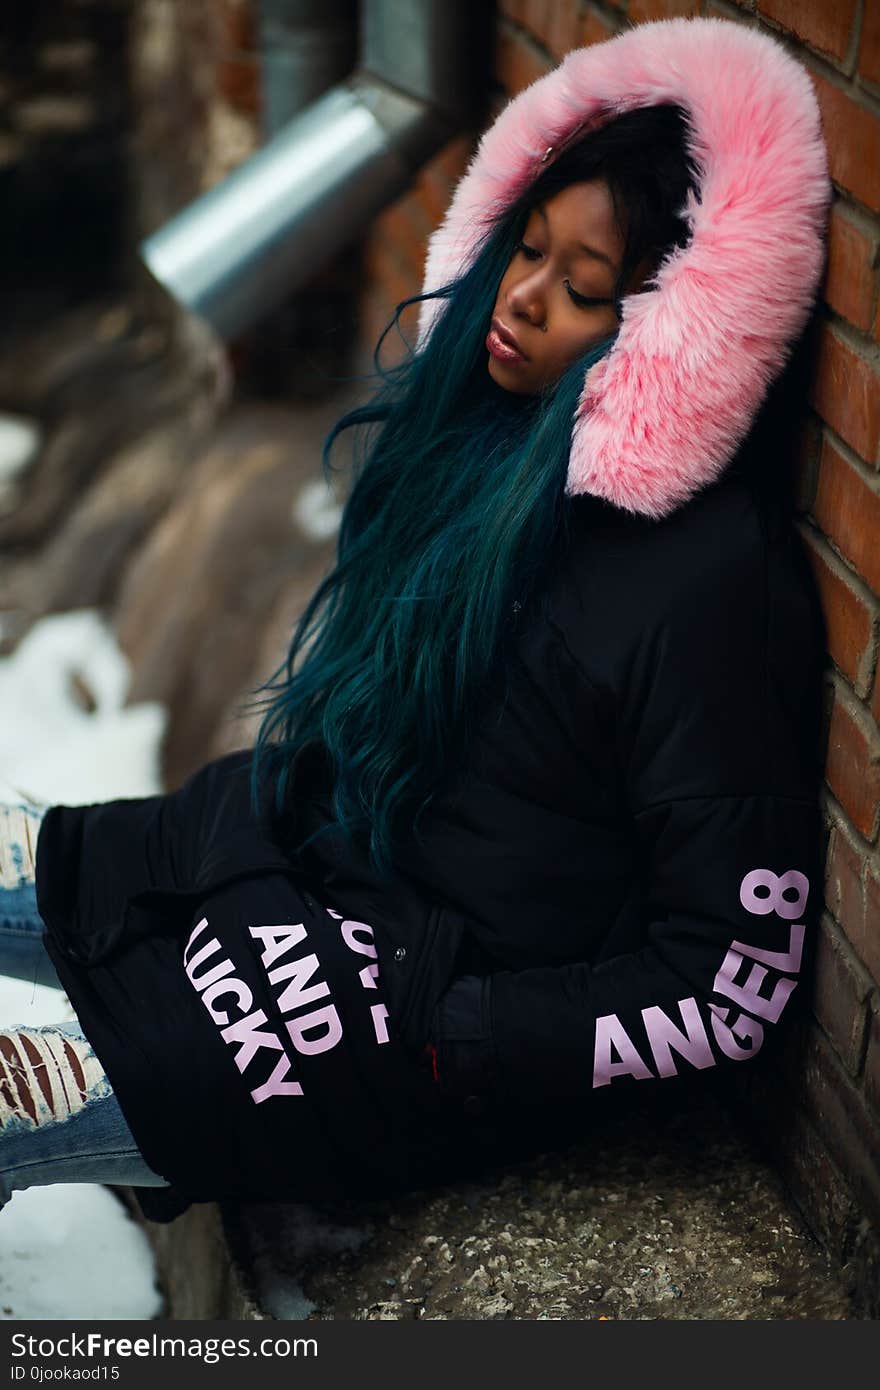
top-left (487, 357), bottom-right (534, 395)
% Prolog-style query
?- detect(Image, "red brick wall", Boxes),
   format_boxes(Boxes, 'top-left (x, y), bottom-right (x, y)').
top-left (749, 0), bottom-right (880, 1312)
top-left (359, 135), bottom-right (479, 360)
top-left (362, 1), bottom-right (880, 1312)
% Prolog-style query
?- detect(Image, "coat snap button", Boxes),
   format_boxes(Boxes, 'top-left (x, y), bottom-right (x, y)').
top-left (393, 946), bottom-right (407, 963)
top-left (463, 1094), bottom-right (485, 1117)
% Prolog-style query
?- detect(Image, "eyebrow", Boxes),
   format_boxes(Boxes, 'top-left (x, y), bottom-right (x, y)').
top-left (534, 201), bottom-right (618, 274)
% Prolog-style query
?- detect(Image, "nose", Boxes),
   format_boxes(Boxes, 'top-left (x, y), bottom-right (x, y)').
top-left (506, 266), bottom-right (546, 330)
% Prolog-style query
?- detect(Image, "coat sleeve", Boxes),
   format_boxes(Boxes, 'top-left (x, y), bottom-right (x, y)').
top-left (427, 527), bottom-right (825, 1104)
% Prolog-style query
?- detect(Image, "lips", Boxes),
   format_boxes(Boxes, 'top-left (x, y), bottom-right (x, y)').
top-left (486, 317), bottom-right (529, 363)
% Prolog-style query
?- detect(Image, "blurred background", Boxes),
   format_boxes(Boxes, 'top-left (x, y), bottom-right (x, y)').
top-left (0, 0), bottom-right (493, 803)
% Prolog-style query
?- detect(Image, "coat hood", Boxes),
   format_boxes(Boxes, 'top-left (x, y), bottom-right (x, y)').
top-left (415, 16), bottom-right (831, 520)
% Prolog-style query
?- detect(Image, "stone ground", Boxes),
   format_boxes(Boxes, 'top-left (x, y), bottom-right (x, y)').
top-left (223, 1087), bottom-right (860, 1321)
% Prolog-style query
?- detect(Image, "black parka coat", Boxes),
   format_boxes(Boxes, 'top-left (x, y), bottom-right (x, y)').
top-left (35, 18), bottom-right (831, 1223)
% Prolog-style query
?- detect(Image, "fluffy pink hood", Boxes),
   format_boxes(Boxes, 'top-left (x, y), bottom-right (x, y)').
top-left (415, 16), bottom-right (831, 520)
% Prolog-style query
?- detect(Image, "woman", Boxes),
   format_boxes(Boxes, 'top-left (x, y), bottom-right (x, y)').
top-left (0, 17), bottom-right (830, 1226)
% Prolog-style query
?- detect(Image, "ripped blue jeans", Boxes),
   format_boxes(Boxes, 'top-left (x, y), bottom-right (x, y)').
top-left (0, 798), bottom-right (171, 1210)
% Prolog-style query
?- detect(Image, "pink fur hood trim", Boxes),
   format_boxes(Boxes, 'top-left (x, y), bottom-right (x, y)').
top-left (415, 17), bottom-right (831, 520)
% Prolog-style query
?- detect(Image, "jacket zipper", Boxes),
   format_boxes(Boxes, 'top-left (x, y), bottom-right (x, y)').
top-left (393, 901), bottom-right (443, 1044)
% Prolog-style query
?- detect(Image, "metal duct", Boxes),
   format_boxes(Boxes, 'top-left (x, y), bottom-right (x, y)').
top-left (258, 0), bottom-right (358, 136)
top-left (140, 0), bottom-right (488, 339)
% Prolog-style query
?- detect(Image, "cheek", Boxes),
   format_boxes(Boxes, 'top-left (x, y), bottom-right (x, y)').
top-left (532, 333), bottom-right (587, 386)
top-left (496, 267), bottom-right (516, 301)
top-left (562, 322), bottom-right (607, 361)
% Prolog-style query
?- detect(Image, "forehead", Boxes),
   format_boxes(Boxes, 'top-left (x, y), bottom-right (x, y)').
top-left (528, 180), bottom-right (622, 259)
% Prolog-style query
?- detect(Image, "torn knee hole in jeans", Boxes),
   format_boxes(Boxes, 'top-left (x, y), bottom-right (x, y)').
top-left (0, 1029), bottom-right (107, 1127)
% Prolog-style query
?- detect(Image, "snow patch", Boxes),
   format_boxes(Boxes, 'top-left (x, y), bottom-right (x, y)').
top-left (0, 609), bottom-right (166, 804)
top-left (0, 414), bottom-right (41, 484)
top-left (0, 975), bottom-right (76, 1029)
top-left (237, 1202), bottom-right (372, 1321)
top-left (0, 1185), bottom-right (163, 1321)
top-left (293, 479), bottom-right (343, 542)
top-left (0, 608), bottom-right (170, 1320)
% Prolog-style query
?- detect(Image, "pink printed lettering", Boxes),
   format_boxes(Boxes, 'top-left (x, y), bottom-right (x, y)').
top-left (251, 899), bottom-right (392, 1063)
top-left (269, 952), bottom-right (331, 1014)
top-left (370, 1002), bottom-right (390, 1045)
top-left (286, 1003), bottom-right (343, 1056)
top-left (592, 865), bottom-right (810, 1088)
top-left (708, 1004), bottom-right (764, 1059)
top-left (183, 916), bottom-right (209, 964)
top-left (713, 948), bottom-right (798, 1023)
top-left (220, 1008), bottom-right (285, 1073)
top-left (641, 998), bottom-right (715, 1078)
top-left (341, 920), bottom-right (377, 958)
top-left (739, 868), bottom-right (808, 921)
top-left (249, 1052), bottom-right (304, 1104)
top-left (249, 922), bottom-right (308, 968)
top-left (729, 922), bottom-right (804, 974)
top-left (201, 975), bottom-right (254, 1026)
top-left (592, 1015), bottom-right (654, 1088)
top-left (185, 936), bottom-right (237, 992)
top-left (181, 917), bottom-right (308, 1103)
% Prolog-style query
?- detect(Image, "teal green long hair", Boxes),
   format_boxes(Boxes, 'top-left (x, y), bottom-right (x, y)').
top-left (244, 103), bottom-right (698, 882)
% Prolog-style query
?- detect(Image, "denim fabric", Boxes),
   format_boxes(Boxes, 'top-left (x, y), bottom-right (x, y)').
top-left (0, 796), bottom-right (171, 1207)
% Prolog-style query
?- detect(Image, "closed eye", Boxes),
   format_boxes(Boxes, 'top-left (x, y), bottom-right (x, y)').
top-left (514, 240), bottom-right (615, 309)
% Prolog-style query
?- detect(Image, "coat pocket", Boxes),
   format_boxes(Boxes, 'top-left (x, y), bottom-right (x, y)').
top-left (366, 898), bottom-right (467, 1059)
top-left (296, 869), bottom-right (469, 1060)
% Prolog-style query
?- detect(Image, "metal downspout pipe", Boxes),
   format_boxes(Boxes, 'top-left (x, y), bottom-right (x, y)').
top-left (258, 1), bottom-right (358, 136)
top-left (139, 0), bottom-right (489, 340)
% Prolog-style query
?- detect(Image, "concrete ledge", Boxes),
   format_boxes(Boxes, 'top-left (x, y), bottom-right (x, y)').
top-left (119, 1087), bottom-right (863, 1321)
top-left (113, 1192), bottom-right (264, 1320)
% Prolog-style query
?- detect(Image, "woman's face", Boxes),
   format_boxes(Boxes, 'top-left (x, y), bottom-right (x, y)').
top-left (487, 179), bottom-right (634, 395)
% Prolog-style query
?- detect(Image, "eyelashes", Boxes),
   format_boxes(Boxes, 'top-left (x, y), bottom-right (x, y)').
top-left (513, 240), bottom-right (613, 309)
